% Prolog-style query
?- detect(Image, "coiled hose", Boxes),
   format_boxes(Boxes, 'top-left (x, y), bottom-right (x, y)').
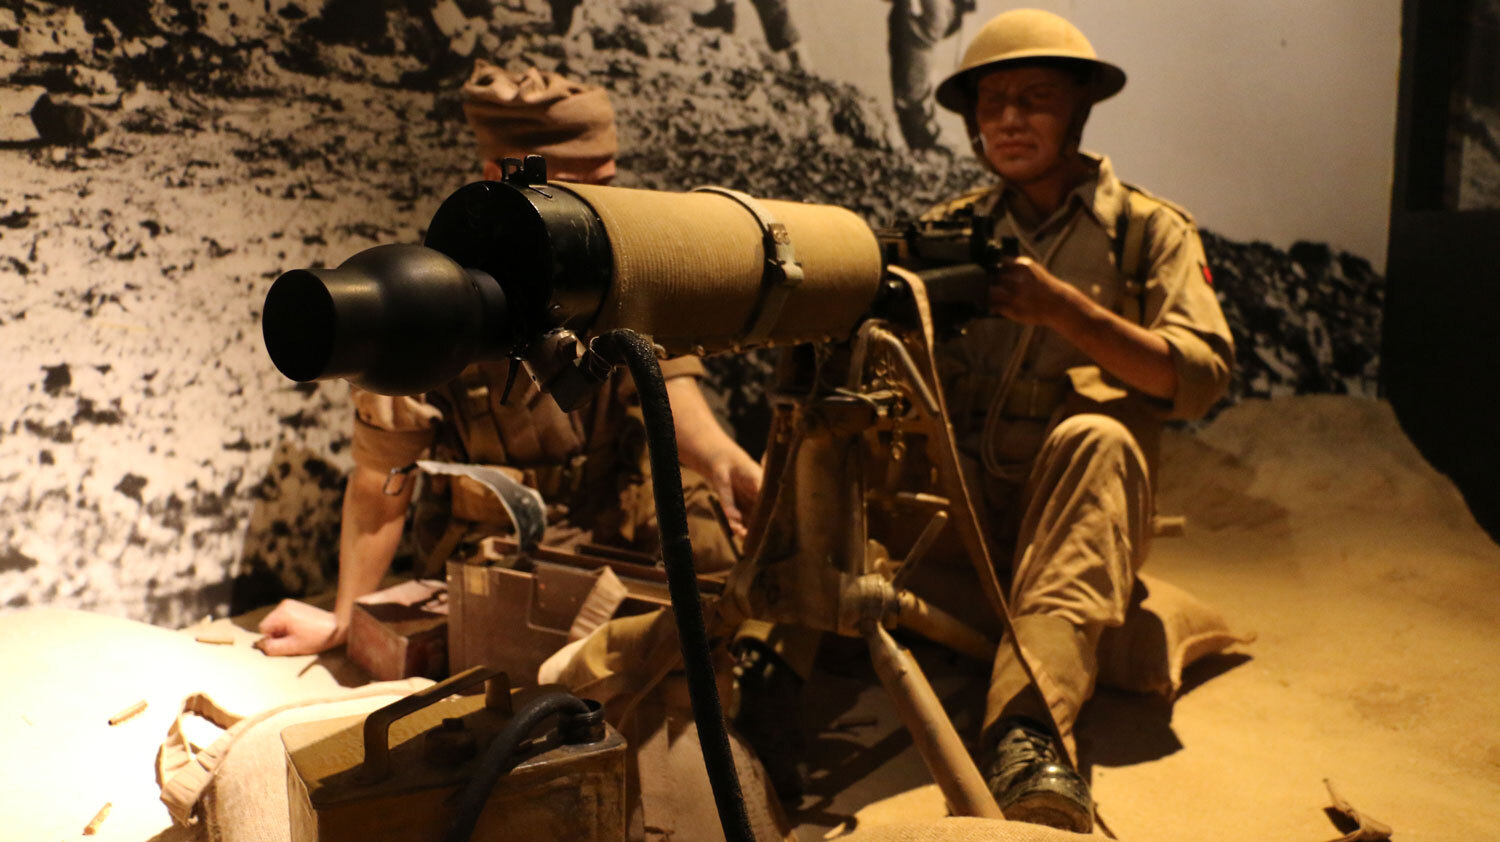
top-left (440, 329), bottom-right (752, 842)
top-left (443, 690), bottom-right (592, 842)
top-left (592, 329), bottom-right (753, 842)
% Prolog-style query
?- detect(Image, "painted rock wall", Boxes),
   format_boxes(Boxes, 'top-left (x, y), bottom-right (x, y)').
top-left (0, 0), bottom-right (1385, 625)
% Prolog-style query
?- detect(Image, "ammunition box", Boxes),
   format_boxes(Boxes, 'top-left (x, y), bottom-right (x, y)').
top-left (282, 681), bottom-right (626, 842)
top-left (448, 538), bottom-right (713, 686)
top-left (347, 579), bottom-right (448, 681)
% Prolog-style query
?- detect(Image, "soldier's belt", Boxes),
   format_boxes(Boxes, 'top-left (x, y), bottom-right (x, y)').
top-left (990, 377), bottom-right (1066, 421)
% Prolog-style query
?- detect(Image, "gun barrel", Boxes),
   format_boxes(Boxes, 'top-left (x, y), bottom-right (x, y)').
top-left (262, 176), bottom-right (885, 396)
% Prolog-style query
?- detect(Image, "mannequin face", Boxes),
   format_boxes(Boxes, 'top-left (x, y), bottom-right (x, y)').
top-left (972, 65), bottom-right (1087, 184)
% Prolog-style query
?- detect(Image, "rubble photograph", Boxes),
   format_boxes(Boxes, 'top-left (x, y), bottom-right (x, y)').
top-left (0, 2), bottom-right (1496, 842)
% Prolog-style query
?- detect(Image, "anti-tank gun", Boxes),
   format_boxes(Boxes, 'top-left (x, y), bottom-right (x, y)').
top-left (262, 156), bottom-right (1053, 842)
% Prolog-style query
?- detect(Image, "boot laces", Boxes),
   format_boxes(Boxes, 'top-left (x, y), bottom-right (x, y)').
top-left (991, 723), bottom-right (1060, 789)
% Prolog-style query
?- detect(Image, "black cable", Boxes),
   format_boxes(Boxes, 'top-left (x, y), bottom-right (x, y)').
top-left (594, 329), bottom-right (755, 842)
top-left (443, 690), bottom-right (589, 842)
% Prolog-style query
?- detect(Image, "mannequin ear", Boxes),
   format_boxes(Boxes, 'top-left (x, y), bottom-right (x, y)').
top-left (1067, 102), bottom-right (1093, 150)
top-left (482, 159), bottom-right (504, 181)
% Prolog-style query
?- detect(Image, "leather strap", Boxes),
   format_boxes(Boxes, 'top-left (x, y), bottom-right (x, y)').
top-left (693, 185), bottom-right (805, 343)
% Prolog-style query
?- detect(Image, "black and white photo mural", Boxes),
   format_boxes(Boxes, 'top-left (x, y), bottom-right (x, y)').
top-left (1, 0), bottom-right (1403, 624)
top-left (1450, 0), bottom-right (1500, 210)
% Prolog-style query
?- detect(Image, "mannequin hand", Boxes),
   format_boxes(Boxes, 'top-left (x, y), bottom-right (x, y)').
top-left (254, 599), bottom-right (342, 656)
top-left (705, 448), bottom-right (763, 538)
top-left (989, 257), bottom-right (1083, 328)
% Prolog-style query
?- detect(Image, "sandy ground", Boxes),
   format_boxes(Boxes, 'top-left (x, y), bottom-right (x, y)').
top-left (0, 394), bottom-right (1496, 841)
top-left (785, 395), bottom-right (1500, 841)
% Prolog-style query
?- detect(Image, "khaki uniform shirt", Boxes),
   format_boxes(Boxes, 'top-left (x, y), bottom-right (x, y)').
top-left (931, 152), bottom-right (1234, 479)
top-left (349, 355), bottom-right (707, 475)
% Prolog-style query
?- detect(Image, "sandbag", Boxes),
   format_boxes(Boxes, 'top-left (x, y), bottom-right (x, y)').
top-left (543, 608), bottom-right (794, 842)
top-left (836, 817), bottom-right (1109, 841)
top-left (1095, 572), bottom-right (1254, 699)
top-left (829, 785), bottom-right (1110, 841)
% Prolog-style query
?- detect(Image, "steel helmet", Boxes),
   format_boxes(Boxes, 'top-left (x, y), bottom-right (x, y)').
top-left (934, 9), bottom-right (1126, 115)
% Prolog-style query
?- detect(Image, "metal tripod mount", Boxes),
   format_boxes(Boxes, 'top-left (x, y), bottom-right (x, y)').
top-left (714, 269), bottom-right (1046, 819)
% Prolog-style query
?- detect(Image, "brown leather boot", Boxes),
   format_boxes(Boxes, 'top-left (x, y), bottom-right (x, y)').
top-left (984, 719), bottom-right (1093, 832)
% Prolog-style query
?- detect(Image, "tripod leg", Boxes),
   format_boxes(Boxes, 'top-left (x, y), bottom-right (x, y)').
top-left (864, 623), bottom-right (1002, 818)
top-left (895, 590), bottom-right (996, 663)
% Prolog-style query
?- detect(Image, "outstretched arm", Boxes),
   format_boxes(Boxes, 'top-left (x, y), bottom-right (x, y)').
top-left (666, 377), bottom-right (763, 537)
top-left (255, 465), bottom-right (413, 655)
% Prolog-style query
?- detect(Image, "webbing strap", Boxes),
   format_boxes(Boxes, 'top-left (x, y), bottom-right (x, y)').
top-left (1115, 190), bottom-right (1162, 324)
top-left (693, 185), bottom-right (804, 343)
top-left (445, 366), bottom-right (507, 465)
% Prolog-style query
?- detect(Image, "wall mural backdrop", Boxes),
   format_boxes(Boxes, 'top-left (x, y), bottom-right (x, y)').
top-left (1451, 0), bottom-right (1500, 210)
top-left (0, 0), bottom-right (1386, 625)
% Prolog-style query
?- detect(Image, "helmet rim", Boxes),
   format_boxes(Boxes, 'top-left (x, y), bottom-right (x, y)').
top-left (934, 9), bottom-right (1127, 116)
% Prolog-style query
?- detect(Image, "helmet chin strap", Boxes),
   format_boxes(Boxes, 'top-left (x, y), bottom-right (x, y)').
top-left (965, 114), bottom-right (1001, 176)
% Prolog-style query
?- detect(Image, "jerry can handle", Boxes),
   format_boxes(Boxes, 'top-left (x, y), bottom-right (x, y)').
top-left (358, 665), bottom-right (509, 782)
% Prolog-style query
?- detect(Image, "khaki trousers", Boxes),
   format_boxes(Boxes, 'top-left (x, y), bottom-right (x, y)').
top-left (981, 413), bottom-right (1154, 757)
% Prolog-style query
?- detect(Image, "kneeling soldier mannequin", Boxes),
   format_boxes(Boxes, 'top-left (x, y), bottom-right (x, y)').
top-left (924, 9), bottom-right (1234, 830)
top-left (255, 62), bottom-right (763, 658)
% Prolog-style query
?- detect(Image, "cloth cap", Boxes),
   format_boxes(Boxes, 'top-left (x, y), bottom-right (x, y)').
top-left (935, 9), bottom-right (1126, 115)
top-left (462, 60), bottom-right (618, 182)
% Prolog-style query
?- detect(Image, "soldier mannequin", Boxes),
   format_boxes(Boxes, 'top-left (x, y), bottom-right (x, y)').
top-left (256, 63), bottom-right (763, 658)
top-left (925, 10), bottom-right (1234, 831)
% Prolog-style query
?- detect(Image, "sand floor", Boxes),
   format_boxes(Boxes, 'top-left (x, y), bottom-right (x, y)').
top-left (786, 395), bottom-right (1500, 841)
top-left (3, 395), bottom-right (1494, 841)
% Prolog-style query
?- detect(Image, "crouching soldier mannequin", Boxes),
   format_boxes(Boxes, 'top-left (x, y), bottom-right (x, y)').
top-left (925, 9), bottom-right (1234, 831)
top-left (255, 61), bottom-right (762, 658)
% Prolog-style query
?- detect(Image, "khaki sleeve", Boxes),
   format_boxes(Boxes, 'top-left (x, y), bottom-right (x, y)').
top-left (348, 385), bottom-right (442, 473)
top-left (1141, 214), bottom-right (1235, 420)
top-left (658, 354), bottom-right (707, 381)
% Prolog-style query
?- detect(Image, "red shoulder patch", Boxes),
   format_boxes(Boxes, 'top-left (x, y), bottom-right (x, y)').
top-left (1200, 262), bottom-right (1214, 286)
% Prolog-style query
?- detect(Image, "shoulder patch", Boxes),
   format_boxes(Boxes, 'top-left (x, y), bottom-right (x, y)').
top-left (1120, 181), bottom-right (1196, 227)
top-left (918, 184), bottom-right (999, 223)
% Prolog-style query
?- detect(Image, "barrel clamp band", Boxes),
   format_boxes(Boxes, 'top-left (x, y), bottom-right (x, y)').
top-left (693, 185), bottom-right (804, 343)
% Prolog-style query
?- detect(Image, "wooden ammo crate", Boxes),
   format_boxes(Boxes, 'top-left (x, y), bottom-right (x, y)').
top-left (446, 538), bottom-right (724, 686)
top-left (347, 579), bottom-right (449, 681)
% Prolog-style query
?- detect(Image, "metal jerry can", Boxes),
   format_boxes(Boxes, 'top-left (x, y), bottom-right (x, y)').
top-left (281, 667), bottom-right (627, 842)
